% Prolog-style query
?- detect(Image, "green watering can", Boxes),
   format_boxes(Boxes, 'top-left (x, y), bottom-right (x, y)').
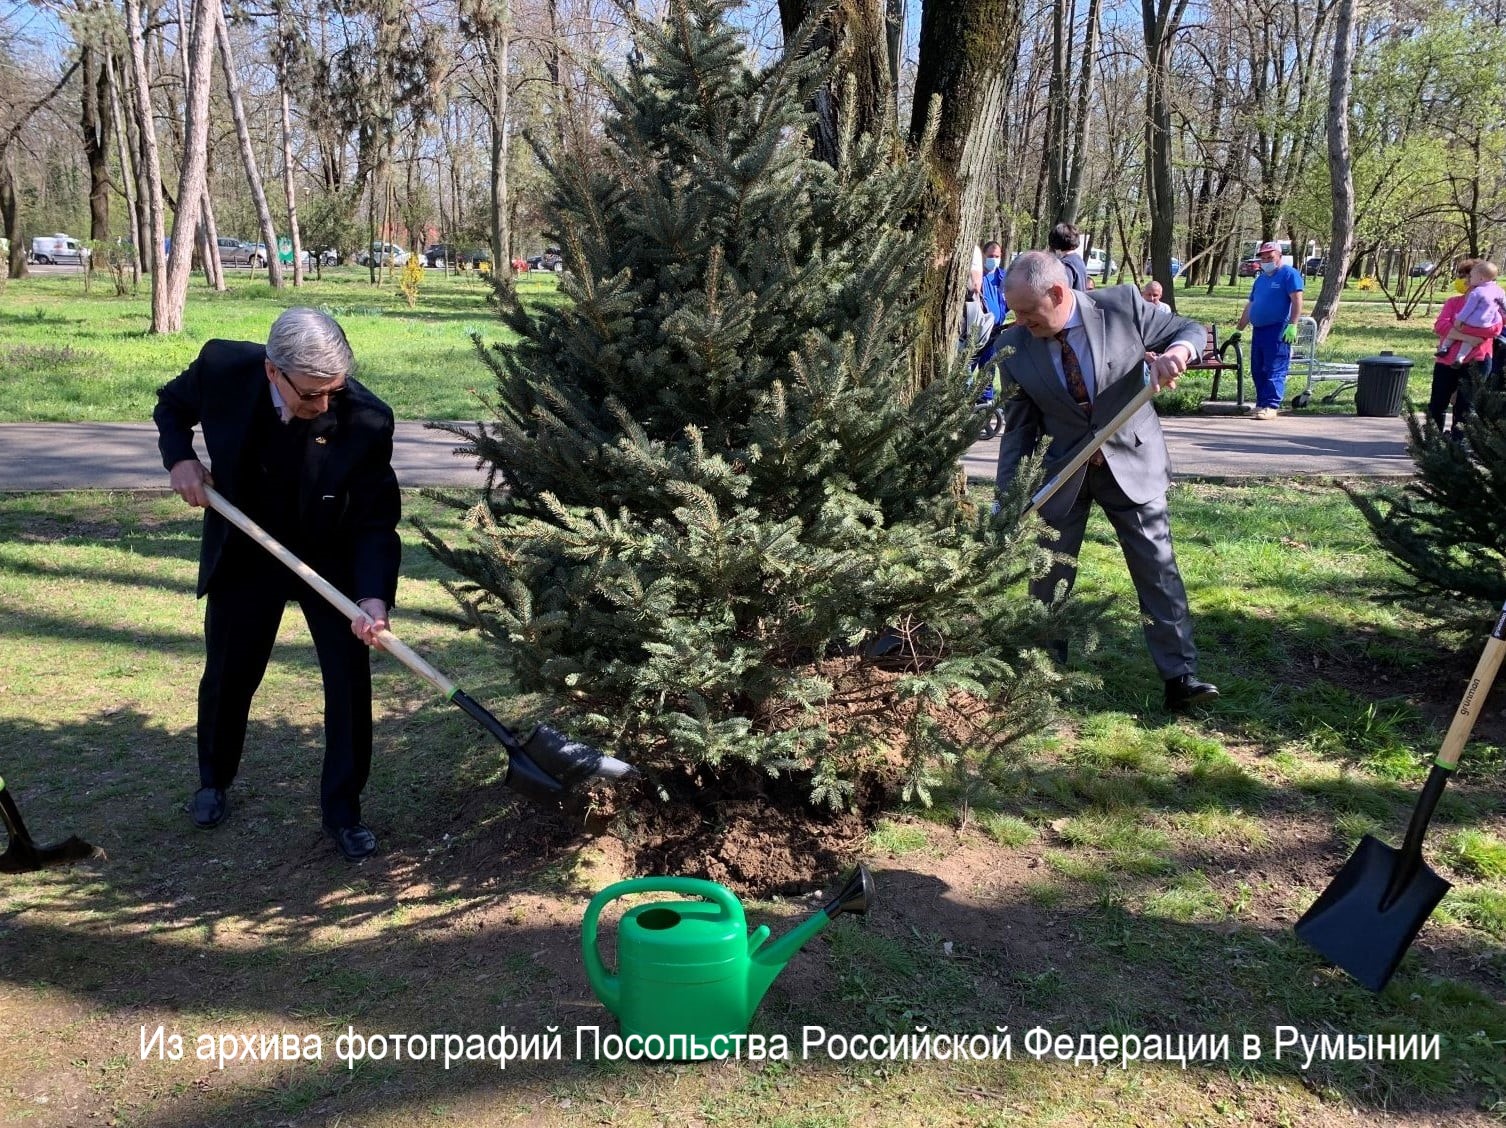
top-left (582, 865), bottom-right (873, 1054)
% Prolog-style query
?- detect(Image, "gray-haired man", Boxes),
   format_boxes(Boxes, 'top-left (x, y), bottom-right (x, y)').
top-left (994, 252), bottom-right (1218, 711)
top-left (154, 308), bottom-right (401, 859)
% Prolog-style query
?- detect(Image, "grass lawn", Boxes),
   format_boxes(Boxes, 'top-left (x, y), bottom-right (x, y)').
top-left (0, 269), bottom-right (1460, 423)
top-left (0, 268), bottom-right (565, 422)
top-left (0, 483), bottom-right (1502, 1126)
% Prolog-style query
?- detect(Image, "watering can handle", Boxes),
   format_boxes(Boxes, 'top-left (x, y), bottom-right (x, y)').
top-left (581, 877), bottom-right (749, 1013)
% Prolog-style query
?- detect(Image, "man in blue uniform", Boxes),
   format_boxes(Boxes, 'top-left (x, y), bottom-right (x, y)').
top-left (1232, 241), bottom-right (1304, 419)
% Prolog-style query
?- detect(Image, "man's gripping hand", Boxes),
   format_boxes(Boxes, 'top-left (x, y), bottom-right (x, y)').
top-left (169, 459), bottom-right (213, 508)
top-left (353, 599), bottom-right (389, 648)
top-left (1148, 343), bottom-right (1195, 392)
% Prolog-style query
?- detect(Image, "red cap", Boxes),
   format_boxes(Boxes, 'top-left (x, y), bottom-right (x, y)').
top-left (1257, 241), bottom-right (1282, 256)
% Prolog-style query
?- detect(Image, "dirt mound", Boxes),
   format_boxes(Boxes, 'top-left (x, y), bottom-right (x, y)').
top-left (589, 764), bottom-right (880, 897)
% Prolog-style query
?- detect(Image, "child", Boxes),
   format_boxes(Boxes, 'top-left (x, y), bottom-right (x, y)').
top-left (1436, 260), bottom-right (1506, 366)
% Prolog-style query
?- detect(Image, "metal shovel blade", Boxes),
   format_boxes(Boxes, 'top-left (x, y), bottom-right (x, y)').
top-left (1294, 834), bottom-right (1451, 993)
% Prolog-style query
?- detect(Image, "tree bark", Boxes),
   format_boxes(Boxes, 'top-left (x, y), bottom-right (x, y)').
top-left (1060, 0), bottom-right (1101, 225)
top-left (1311, 0), bottom-right (1356, 343)
top-left (486, 10), bottom-right (512, 276)
top-left (779, 0), bottom-right (895, 161)
top-left (125, 0), bottom-right (169, 325)
top-left (1142, 0), bottom-right (1192, 295)
top-left (214, 0), bottom-right (283, 286)
top-left (908, 0), bottom-right (1021, 386)
top-left (273, 3), bottom-right (304, 286)
top-left (160, 0), bottom-right (217, 333)
top-left (104, 51), bottom-right (141, 287)
top-left (81, 44), bottom-right (112, 241)
top-left (1, 153), bottom-right (23, 280)
top-left (202, 185), bottom-right (225, 290)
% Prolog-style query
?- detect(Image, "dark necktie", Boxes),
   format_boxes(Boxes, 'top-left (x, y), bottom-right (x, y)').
top-left (1056, 329), bottom-right (1106, 468)
top-left (1057, 330), bottom-right (1091, 415)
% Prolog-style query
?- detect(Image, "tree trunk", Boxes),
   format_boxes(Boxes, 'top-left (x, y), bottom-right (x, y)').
top-left (779, 0), bottom-right (894, 161)
top-left (103, 51), bottom-right (141, 287)
top-left (1060, 0), bottom-right (1101, 225)
top-left (214, 0), bottom-right (283, 286)
top-left (908, 0), bottom-right (1022, 387)
top-left (1042, 0), bottom-right (1068, 223)
top-left (125, 0), bottom-right (168, 326)
top-left (1142, 0), bottom-right (1191, 294)
top-left (202, 186), bottom-right (225, 290)
top-left (81, 45), bottom-right (112, 241)
top-left (160, 0), bottom-right (217, 333)
top-left (1311, 0), bottom-right (1356, 343)
top-left (274, 4), bottom-right (304, 286)
top-left (1, 154), bottom-right (24, 279)
top-left (488, 14), bottom-right (512, 277)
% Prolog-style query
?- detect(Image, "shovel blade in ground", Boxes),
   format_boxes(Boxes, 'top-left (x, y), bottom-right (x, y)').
top-left (1294, 834), bottom-right (1451, 992)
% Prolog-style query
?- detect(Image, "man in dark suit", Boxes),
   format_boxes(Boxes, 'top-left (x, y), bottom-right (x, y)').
top-left (993, 252), bottom-right (1218, 711)
top-left (155, 307), bottom-right (400, 859)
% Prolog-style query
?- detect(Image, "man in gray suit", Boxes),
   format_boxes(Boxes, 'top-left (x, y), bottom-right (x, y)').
top-left (994, 252), bottom-right (1218, 711)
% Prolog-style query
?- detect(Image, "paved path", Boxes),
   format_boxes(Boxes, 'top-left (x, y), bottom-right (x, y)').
top-left (0, 413), bottom-right (1413, 492)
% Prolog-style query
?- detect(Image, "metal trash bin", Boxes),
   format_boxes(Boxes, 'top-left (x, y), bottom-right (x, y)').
top-left (1354, 351), bottom-right (1413, 416)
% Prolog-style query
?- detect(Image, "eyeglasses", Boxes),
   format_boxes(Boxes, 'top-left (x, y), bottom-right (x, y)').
top-left (275, 366), bottom-right (347, 402)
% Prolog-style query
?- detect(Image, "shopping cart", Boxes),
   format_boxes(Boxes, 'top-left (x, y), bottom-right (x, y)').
top-left (1289, 316), bottom-right (1360, 408)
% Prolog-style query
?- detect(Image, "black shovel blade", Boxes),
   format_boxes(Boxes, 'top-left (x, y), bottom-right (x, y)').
top-left (1294, 835), bottom-right (1451, 992)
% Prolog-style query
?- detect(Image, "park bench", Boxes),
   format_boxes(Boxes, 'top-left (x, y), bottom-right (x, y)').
top-left (1288, 315), bottom-right (1360, 408)
top-left (1190, 323), bottom-right (1247, 412)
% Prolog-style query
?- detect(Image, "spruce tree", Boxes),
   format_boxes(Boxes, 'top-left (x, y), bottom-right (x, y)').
top-left (422, 0), bottom-right (1078, 807)
top-left (1355, 382), bottom-right (1506, 604)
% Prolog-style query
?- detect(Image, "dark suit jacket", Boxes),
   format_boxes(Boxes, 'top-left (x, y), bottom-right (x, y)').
top-left (993, 285), bottom-right (1206, 524)
top-left (154, 339), bottom-right (401, 605)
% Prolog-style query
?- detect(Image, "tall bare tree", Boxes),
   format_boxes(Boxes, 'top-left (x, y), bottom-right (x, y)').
top-left (215, 0), bottom-right (284, 285)
top-left (123, 0), bottom-right (167, 318)
top-left (160, 0), bottom-right (218, 332)
top-left (272, 1), bottom-right (304, 284)
top-left (1141, 0), bottom-right (1192, 294)
top-left (1311, 0), bottom-right (1356, 341)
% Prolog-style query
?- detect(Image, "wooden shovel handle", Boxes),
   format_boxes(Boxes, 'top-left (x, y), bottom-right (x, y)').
top-left (1437, 601), bottom-right (1506, 771)
top-left (203, 486), bottom-right (458, 700)
top-left (1027, 368), bottom-right (1156, 518)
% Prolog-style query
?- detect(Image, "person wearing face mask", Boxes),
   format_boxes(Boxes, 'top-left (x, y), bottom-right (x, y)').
top-left (1229, 241), bottom-right (1303, 419)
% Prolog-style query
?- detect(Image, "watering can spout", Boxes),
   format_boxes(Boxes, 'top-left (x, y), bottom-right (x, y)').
top-left (748, 865), bottom-right (873, 1011)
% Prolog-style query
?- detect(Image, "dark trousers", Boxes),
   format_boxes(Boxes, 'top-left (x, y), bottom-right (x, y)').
top-left (197, 563), bottom-right (373, 828)
top-left (1031, 464), bottom-right (1198, 680)
top-left (1427, 356), bottom-right (1493, 437)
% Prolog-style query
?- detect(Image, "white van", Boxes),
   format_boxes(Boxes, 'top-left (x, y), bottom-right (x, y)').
top-left (31, 233), bottom-right (89, 266)
top-left (1084, 246), bottom-right (1116, 279)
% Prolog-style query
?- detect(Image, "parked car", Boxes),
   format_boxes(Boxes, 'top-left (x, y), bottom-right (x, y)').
top-left (216, 237), bottom-right (267, 267)
top-left (1084, 247), bottom-right (1115, 278)
top-left (1409, 261), bottom-right (1436, 278)
top-left (30, 232), bottom-right (89, 265)
top-left (356, 241), bottom-right (410, 267)
top-left (1141, 256), bottom-right (1183, 278)
top-left (424, 243), bottom-right (457, 267)
top-left (1304, 256), bottom-right (1326, 277)
top-left (525, 249), bottom-right (564, 272)
top-left (1238, 257), bottom-right (1260, 278)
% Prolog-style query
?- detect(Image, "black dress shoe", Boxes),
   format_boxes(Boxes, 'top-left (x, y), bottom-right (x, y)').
top-left (1164, 674), bottom-right (1220, 712)
top-left (324, 823), bottom-right (377, 861)
top-left (190, 787), bottom-right (227, 829)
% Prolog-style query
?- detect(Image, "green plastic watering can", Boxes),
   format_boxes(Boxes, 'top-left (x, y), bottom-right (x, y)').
top-left (582, 865), bottom-right (873, 1055)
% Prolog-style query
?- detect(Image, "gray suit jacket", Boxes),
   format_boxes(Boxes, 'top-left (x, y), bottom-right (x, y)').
top-left (993, 285), bottom-right (1206, 524)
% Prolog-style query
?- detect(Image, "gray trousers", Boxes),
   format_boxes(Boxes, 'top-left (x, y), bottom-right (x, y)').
top-left (1032, 464), bottom-right (1198, 680)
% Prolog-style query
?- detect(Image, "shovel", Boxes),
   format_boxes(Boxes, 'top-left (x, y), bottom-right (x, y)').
top-left (1295, 598), bottom-right (1506, 991)
top-left (0, 776), bottom-right (96, 873)
top-left (1021, 366), bottom-right (1157, 519)
top-left (202, 487), bottom-right (635, 801)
